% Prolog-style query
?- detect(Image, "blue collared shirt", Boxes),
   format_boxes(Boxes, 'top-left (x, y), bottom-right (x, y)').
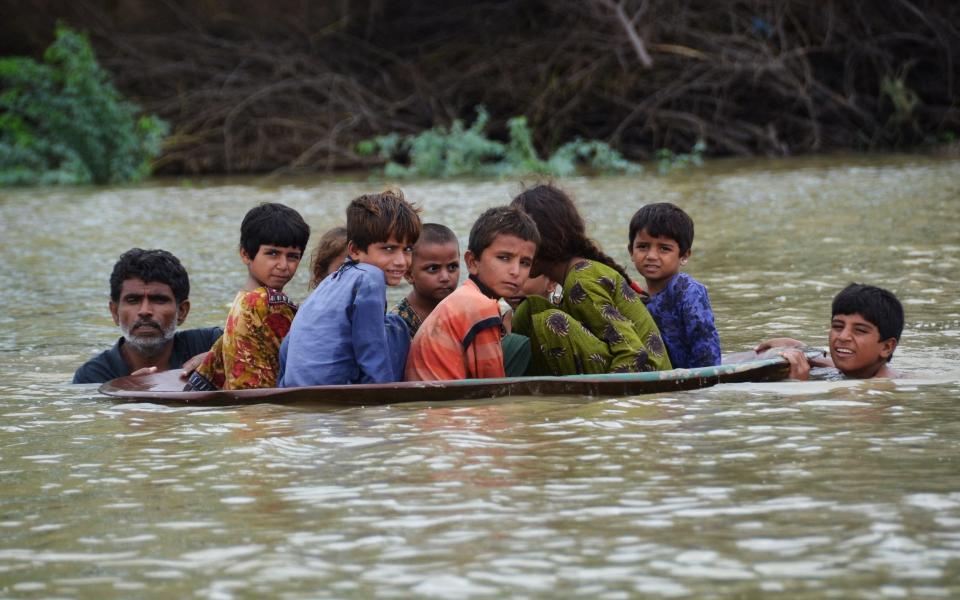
top-left (279, 260), bottom-right (409, 387)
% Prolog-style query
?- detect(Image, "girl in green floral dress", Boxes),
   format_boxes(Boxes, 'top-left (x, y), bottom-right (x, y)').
top-left (510, 185), bottom-right (672, 375)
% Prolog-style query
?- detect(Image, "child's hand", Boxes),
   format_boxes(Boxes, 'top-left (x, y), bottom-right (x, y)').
top-left (779, 348), bottom-right (811, 380)
top-left (501, 309), bottom-right (513, 334)
top-left (179, 352), bottom-right (209, 379)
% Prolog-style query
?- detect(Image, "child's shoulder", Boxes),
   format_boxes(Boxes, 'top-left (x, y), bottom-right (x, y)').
top-left (670, 272), bottom-right (709, 294)
top-left (566, 260), bottom-right (628, 297)
top-left (432, 280), bottom-right (497, 321)
top-left (568, 259), bottom-right (620, 283)
top-left (237, 286), bottom-right (296, 312)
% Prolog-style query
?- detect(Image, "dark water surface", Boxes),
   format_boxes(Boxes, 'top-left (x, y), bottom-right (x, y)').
top-left (0, 155), bottom-right (958, 597)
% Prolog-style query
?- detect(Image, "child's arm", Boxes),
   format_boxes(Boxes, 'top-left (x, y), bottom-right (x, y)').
top-left (754, 337), bottom-right (806, 352)
top-left (680, 281), bottom-right (722, 367)
top-left (465, 323), bottom-right (507, 379)
top-left (351, 275), bottom-right (402, 383)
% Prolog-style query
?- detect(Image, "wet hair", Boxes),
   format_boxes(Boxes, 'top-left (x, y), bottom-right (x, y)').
top-left (346, 190), bottom-right (421, 251)
top-left (240, 202), bottom-right (311, 258)
top-left (627, 202), bottom-right (695, 255)
top-left (417, 223), bottom-right (459, 250)
top-left (110, 248), bottom-right (190, 304)
top-left (308, 226), bottom-right (348, 289)
top-left (832, 283), bottom-right (904, 358)
top-left (468, 206), bottom-right (540, 257)
top-left (511, 184), bottom-right (633, 283)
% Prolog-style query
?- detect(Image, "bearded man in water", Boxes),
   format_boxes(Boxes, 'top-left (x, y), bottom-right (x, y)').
top-left (72, 248), bottom-right (221, 384)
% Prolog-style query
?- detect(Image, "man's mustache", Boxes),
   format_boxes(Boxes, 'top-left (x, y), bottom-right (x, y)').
top-left (132, 319), bottom-right (163, 331)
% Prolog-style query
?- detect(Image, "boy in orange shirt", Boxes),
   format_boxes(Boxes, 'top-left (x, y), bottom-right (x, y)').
top-left (405, 206), bottom-right (540, 381)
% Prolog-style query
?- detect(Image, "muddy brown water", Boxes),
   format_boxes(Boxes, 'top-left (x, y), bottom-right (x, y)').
top-left (0, 155), bottom-right (958, 597)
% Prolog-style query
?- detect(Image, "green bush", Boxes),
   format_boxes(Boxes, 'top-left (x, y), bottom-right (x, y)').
top-left (654, 140), bottom-right (706, 174)
top-left (0, 24), bottom-right (168, 186)
top-left (358, 106), bottom-right (643, 178)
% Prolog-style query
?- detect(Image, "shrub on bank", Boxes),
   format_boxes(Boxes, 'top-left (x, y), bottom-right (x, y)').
top-left (358, 106), bottom-right (646, 178)
top-left (0, 24), bottom-right (168, 186)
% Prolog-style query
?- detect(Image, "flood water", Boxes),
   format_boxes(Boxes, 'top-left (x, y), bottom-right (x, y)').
top-left (1, 155), bottom-right (959, 597)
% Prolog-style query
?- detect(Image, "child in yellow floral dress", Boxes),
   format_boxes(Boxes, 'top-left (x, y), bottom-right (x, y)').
top-left (185, 203), bottom-right (310, 390)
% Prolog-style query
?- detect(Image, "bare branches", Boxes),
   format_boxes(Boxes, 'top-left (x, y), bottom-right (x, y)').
top-left (32, 0), bottom-right (955, 175)
top-left (595, 0), bottom-right (654, 68)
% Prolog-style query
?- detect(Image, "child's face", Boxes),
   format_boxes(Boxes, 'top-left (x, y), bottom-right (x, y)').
top-left (465, 234), bottom-right (536, 299)
top-left (349, 236), bottom-right (413, 286)
top-left (506, 274), bottom-right (556, 308)
top-left (829, 313), bottom-right (897, 378)
top-left (243, 244), bottom-right (303, 290)
top-left (323, 251), bottom-right (348, 280)
top-left (407, 241), bottom-right (460, 304)
top-left (630, 229), bottom-right (689, 287)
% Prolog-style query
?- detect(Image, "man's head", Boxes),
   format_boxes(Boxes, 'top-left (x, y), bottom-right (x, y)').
top-left (346, 190), bottom-right (422, 286)
top-left (407, 223), bottom-right (461, 305)
top-left (108, 249), bottom-right (191, 356)
top-left (465, 206), bottom-right (540, 298)
top-left (829, 283), bottom-right (904, 376)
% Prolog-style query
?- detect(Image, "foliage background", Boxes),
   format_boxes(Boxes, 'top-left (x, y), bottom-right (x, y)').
top-left (2, 0), bottom-right (957, 176)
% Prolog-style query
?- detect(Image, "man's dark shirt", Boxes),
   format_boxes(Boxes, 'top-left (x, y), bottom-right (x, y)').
top-left (72, 327), bottom-right (223, 384)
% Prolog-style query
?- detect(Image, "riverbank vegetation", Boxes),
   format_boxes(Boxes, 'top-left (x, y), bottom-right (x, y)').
top-left (2, 1), bottom-right (957, 178)
top-left (358, 106), bottom-right (644, 178)
top-left (0, 25), bottom-right (167, 185)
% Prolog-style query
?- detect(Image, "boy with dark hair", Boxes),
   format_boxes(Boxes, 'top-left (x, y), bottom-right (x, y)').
top-left (185, 203), bottom-right (310, 390)
top-left (628, 202), bottom-right (721, 368)
top-left (757, 283), bottom-right (905, 379)
top-left (405, 206), bottom-right (540, 381)
top-left (73, 248), bottom-right (222, 384)
top-left (391, 223), bottom-right (461, 338)
top-left (280, 190), bottom-right (421, 386)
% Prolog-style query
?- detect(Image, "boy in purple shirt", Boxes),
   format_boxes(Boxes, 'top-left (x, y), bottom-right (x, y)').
top-left (279, 191), bottom-right (421, 386)
top-left (628, 202), bottom-right (721, 368)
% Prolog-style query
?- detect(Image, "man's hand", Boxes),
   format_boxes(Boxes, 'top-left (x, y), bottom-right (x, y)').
top-left (130, 366), bottom-right (158, 377)
top-left (178, 352), bottom-right (209, 380)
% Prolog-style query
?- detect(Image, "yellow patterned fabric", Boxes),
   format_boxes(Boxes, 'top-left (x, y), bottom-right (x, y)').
top-left (194, 287), bottom-right (297, 389)
top-left (513, 260), bottom-right (671, 375)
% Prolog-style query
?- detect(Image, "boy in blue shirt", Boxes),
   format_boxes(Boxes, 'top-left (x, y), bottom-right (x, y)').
top-left (279, 190), bottom-right (421, 387)
top-left (628, 202), bottom-right (721, 368)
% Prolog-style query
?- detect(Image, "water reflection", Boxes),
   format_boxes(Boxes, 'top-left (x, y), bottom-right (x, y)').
top-left (0, 156), bottom-right (959, 596)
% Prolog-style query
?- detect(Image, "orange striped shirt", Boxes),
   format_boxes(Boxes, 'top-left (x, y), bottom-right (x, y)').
top-left (404, 279), bottom-right (505, 381)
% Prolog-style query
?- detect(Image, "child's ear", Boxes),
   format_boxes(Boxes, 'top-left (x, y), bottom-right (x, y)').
top-left (240, 246), bottom-right (253, 264)
top-left (347, 241), bottom-right (363, 260)
top-left (679, 248), bottom-right (692, 266)
top-left (879, 337), bottom-right (897, 360)
top-left (403, 269), bottom-right (415, 284)
top-left (464, 250), bottom-right (480, 275)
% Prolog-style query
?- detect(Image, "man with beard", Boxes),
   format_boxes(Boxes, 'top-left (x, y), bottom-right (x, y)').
top-left (73, 248), bottom-right (222, 384)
